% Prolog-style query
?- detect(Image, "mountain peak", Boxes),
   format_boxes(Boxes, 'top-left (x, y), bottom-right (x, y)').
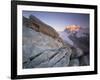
top-left (65, 25), bottom-right (80, 32)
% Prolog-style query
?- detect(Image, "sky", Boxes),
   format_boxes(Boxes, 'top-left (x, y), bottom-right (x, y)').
top-left (23, 11), bottom-right (89, 31)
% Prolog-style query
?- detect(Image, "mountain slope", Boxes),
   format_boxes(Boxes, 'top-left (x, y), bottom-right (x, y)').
top-left (23, 15), bottom-right (72, 68)
top-left (59, 25), bottom-right (90, 66)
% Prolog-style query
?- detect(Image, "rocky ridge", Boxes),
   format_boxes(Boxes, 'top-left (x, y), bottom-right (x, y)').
top-left (23, 15), bottom-right (72, 68)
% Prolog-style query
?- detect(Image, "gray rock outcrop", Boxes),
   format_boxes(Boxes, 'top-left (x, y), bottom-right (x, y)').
top-left (23, 15), bottom-right (72, 68)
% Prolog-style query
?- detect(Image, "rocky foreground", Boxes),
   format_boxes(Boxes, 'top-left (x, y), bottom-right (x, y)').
top-left (23, 15), bottom-right (89, 68)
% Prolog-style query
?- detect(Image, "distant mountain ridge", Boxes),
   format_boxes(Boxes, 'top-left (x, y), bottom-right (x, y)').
top-left (64, 25), bottom-right (89, 38)
top-left (59, 24), bottom-right (89, 53)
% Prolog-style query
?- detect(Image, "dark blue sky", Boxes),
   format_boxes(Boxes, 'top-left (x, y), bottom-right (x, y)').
top-left (23, 11), bottom-right (89, 31)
